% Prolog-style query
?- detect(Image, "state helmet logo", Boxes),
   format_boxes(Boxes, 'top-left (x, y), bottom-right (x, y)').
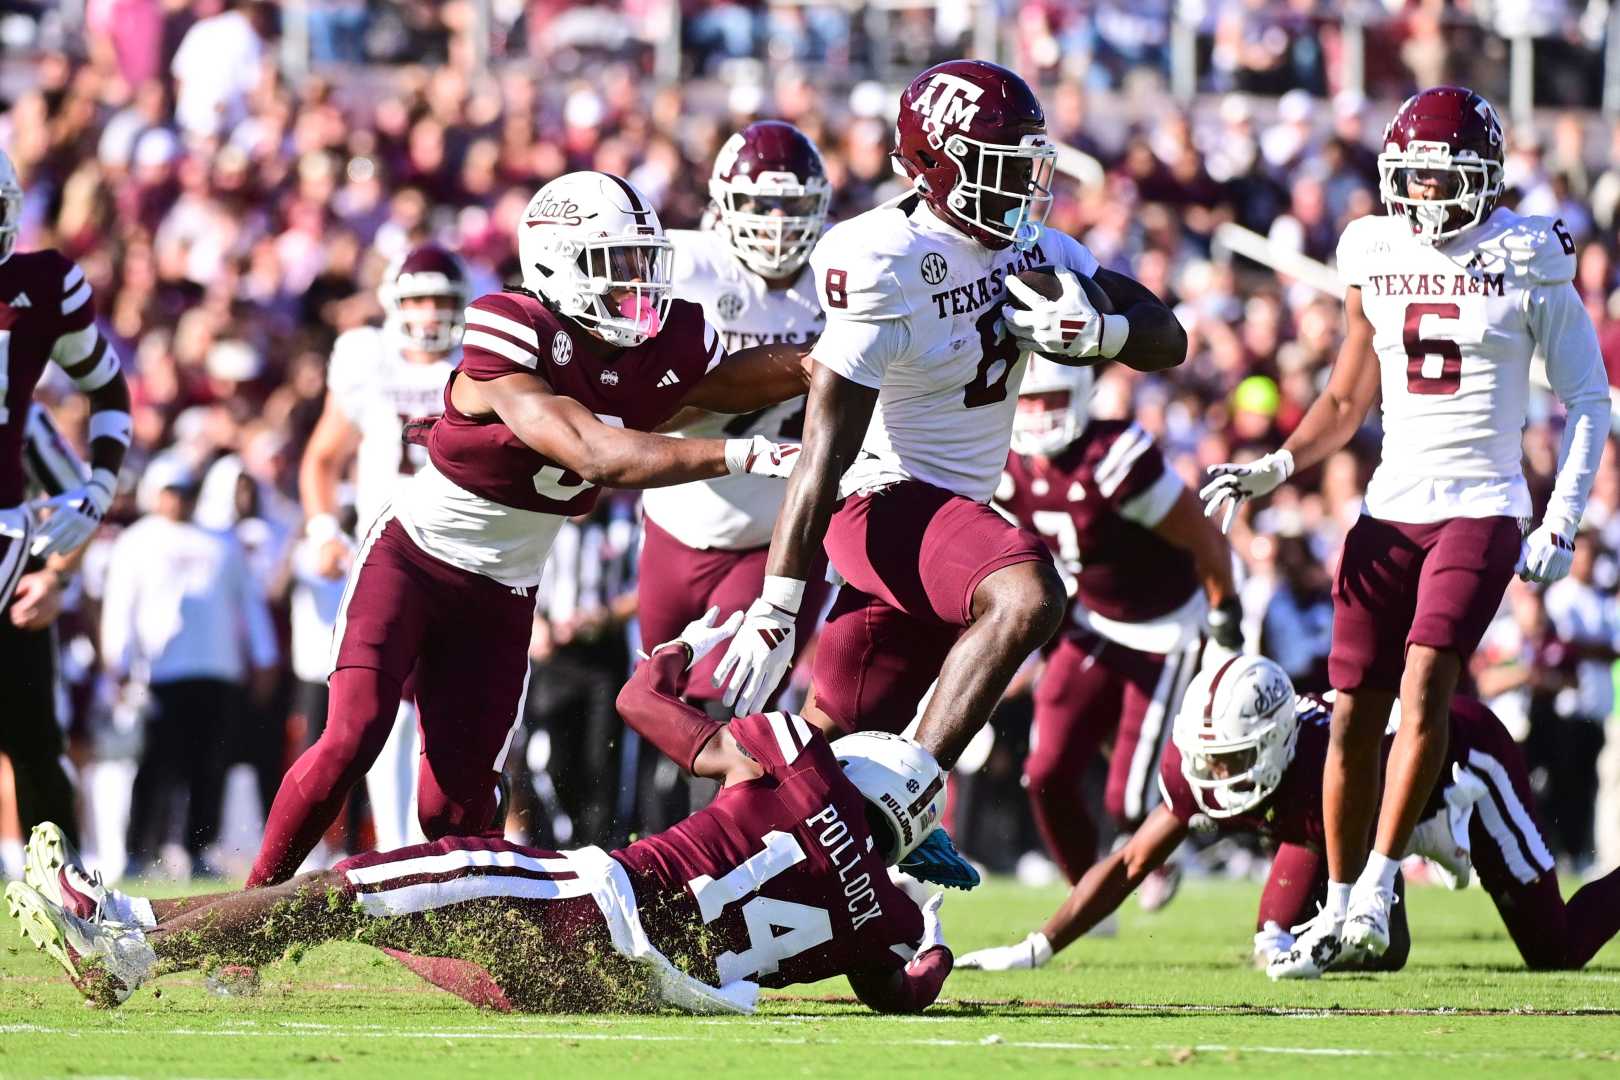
top-left (552, 330), bottom-right (573, 366)
top-left (921, 252), bottom-right (948, 285)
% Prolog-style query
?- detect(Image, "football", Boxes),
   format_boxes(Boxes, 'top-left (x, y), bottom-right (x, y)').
top-left (1006, 265), bottom-right (1115, 315)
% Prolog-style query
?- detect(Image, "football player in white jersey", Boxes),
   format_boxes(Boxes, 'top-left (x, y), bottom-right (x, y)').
top-left (1201, 86), bottom-right (1611, 976)
top-left (639, 121), bottom-right (832, 705)
top-left (713, 61), bottom-right (1186, 796)
top-left (296, 244), bottom-right (468, 852)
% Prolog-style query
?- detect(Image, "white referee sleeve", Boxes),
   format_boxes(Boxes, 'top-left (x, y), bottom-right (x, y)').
top-left (230, 539), bottom-right (280, 670)
top-left (1531, 281), bottom-right (1612, 535)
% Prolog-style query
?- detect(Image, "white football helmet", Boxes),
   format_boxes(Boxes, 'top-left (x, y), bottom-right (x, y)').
top-left (518, 171), bottom-right (674, 349)
top-left (831, 731), bottom-right (946, 865)
top-left (1172, 655), bottom-right (1299, 819)
top-left (379, 244), bottom-right (469, 355)
top-left (1011, 355), bottom-right (1093, 457)
top-left (709, 120), bottom-right (831, 279)
top-left (0, 149), bottom-right (22, 264)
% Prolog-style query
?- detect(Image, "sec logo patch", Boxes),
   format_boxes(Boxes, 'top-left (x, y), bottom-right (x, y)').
top-left (716, 292), bottom-right (746, 320)
top-left (552, 330), bottom-right (573, 366)
top-left (921, 252), bottom-right (948, 285)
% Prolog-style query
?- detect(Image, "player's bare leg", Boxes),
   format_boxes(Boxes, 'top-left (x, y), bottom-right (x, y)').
top-left (1344, 646), bottom-right (1460, 957)
top-left (913, 561), bottom-right (1066, 770)
top-left (145, 872), bottom-right (357, 975)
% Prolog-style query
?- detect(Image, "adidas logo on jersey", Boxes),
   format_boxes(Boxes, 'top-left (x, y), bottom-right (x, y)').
top-left (657, 370), bottom-right (680, 388)
top-left (9, 292), bottom-right (30, 307)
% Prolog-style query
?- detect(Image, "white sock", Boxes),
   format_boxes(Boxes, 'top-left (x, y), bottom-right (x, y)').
top-left (1360, 851), bottom-right (1400, 895)
top-left (109, 889), bottom-right (157, 930)
top-left (1326, 880), bottom-right (1352, 920)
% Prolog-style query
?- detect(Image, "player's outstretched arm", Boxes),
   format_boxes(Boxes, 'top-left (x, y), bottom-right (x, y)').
top-left (615, 612), bottom-right (765, 786)
top-left (298, 399), bottom-right (364, 577)
top-left (473, 372), bottom-right (797, 489)
top-left (1282, 286), bottom-right (1379, 473)
top-left (678, 341), bottom-right (813, 415)
top-left (847, 894), bottom-right (952, 1013)
top-left (1091, 268), bottom-right (1189, 373)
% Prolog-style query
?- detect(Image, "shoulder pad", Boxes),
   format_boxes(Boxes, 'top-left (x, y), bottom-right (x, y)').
top-left (809, 209), bottom-right (916, 321)
top-left (326, 326), bottom-right (384, 391)
top-left (463, 289), bottom-right (555, 371)
top-left (1334, 213), bottom-right (1396, 287)
top-left (1033, 229), bottom-right (1100, 278)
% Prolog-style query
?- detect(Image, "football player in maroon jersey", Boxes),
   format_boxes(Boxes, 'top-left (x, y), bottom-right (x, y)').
top-left (0, 149), bottom-right (133, 849)
top-left (959, 657), bottom-right (1620, 976)
top-left (247, 172), bottom-right (814, 888)
top-left (996, 357), bottom-right (1238, 889)
top-left (10, 610), bottom-right (955, 1015)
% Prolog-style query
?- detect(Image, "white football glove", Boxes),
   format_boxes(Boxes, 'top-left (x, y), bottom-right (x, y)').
top-left (724, 436), bottom-right (801, 479)
top-left (1199, 449), bottom-right (1294, 533)
top-left (916, 891), bottom-right (947, 954)
top-left (712, 576), bottom-right (803, 716)
top-left (1000, 270), bottom-right (1102, 360)
top-left (657, 606), bottom-right (745, 668)
top-left (31, 468), bottom-right (115, 558)
top-left (956, 931), bottom-right (1053, 971)
top-left (1516, 522), bottom-right (1575, 584)
top-left (1252, 920), bottom-right (1295, 970)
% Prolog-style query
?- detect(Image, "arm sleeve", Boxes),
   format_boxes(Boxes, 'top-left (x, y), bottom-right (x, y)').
top-left (1530, 281), bottom-right (1611, 535)
top-left (325, 333), bottom-right (373, 424)
top-left (48, 258), bottom-right (120, 391)
top-left (614, 647), bottom-right (725, 773)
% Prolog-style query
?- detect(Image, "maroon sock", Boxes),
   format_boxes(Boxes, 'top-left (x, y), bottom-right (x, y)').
top-left (247, 668), bottom-right (401, 887)
top-left (1562, 866), bottom-right (1620, 969)
top-left (382, 949), bottom-right (512, 1011)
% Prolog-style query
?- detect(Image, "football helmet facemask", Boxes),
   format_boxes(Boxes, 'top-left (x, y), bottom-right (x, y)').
top-left (0, 149), bottom-right (22, 264)
top-left (1173, 655), bottom-right (1300, 819)
top-left (710, 121), bottom-right (831, 279)
top-left (1011, 355), bottom-right (1094, 457)
top-left (832, 730), bottom-right (947, 865)
top-left (1377, 86), bottom-right (1505, 244)
top-left (380, 244), bottom-right (469, 355)
top-left (519, 171), bottom-right (674, 349)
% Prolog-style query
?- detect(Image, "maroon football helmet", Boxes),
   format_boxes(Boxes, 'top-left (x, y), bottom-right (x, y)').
top-left (1378, 86), bottom-right (1505, 243)
top-left (380, 244), bottom-right (470, 354)
top-left (893, 59), bottom-right (1056, 251)
top-left (710, 121), bottom-right (831, 279)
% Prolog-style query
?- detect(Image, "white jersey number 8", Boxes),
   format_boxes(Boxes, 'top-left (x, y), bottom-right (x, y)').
top-left (686, 830), bottom-right (833, 985)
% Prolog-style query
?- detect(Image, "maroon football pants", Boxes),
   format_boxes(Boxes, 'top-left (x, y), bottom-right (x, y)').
top-left (249, 519), bottom-right (534, 887)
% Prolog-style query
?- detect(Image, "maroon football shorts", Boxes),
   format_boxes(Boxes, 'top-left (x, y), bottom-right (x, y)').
top-left (334, 518), bottom-right (536, 809)
top-left (812, 479), bottom-right (1051, 734)
top-left (1328, 514), bottom-right (1521, 692)
top-left (636, 517), bottom-right (829, 703)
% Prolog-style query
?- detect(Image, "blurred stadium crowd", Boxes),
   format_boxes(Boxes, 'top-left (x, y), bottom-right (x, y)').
top-left (2, 0), bottom-right (1619, 884)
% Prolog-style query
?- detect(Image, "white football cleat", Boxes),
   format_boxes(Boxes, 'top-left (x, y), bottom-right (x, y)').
top-left (5, 882), bottom-right (155, 1007)
top-left (956, 931), bottom-right (1054, 971)
top-left (1406, 764), bottom-right (1489, 889)
top-left (25, 822), bottom-right (117, 924)
top-left (1266, 905), bottom-right (1345, 980)
top-left (1342, 883), bottom-right (1398, 959)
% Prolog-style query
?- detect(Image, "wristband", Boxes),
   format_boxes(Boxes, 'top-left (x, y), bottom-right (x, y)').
top-left (88, 410), bottom-right (134, 448)
top-left (88, 467), bottom-right (118, 498)
top-left (723, 438), bottom-right (755, 475)
top-left (1028, 931), bottom-right (1054, 966)
top-left (1274, 448), bottom-right (1296, 481)
top-left (762, 574), bottom-right (806, 615)
top-left (1099, 313), bottom-right (1130, 359)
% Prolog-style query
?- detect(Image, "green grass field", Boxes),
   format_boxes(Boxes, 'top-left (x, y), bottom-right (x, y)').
top-left (4, 876), bottom-right (1618, 1078)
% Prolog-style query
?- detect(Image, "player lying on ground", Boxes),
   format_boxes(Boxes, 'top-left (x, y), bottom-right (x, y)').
top-left (7, 611), bottom-right (955, 1013)
top-left (958, 656), bottom-right (1620, 977)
